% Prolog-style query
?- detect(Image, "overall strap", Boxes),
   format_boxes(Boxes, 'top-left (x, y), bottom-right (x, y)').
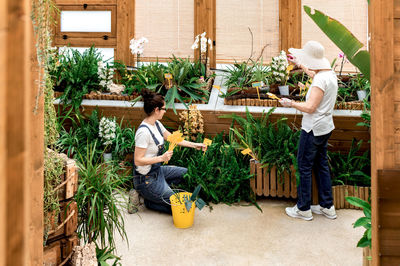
top-left (155, 121), bottom-right (164, 138)
top-left (138, 124), bottom-right (161, 146)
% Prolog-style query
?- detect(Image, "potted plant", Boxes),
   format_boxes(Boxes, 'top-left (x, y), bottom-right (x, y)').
top-left (270, 51), bottom-right (291, 96)
top-left (349, 73), bottom-right (370, 101)
top-left (99, 117), bottom-right (117, 161)
top-left (169, 185), bottom-right (206, 229)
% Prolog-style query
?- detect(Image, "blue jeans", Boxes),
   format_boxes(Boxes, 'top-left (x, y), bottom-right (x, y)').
top-left (297, 130), bottom-right (333, 211)
top-left (133, 166), bottom-right (187, 214)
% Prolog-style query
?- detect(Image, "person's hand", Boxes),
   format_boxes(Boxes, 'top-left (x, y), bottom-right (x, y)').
top-left (279, 98), bottom-right (292, 107)
top-left (287, 54), bottom-right (300, 67)
top-left (160, 151), bottom-right (173, 162)
top-left (193, 143), bottom-right (207, 151)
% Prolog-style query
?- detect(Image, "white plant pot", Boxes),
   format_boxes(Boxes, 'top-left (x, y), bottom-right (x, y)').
top-left (357, 90), bottom-right (367, 101)
top-left (103, 153), bottom-right (112, 162)
top-left (278, 85), bottom-right (289, 96)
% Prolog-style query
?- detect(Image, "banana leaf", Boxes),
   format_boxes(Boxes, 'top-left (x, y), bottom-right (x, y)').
top-left (303, 5), bottom-right (370, 80)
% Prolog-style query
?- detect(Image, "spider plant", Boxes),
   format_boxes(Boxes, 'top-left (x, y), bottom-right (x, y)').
top-left (75, 142), bottom-right (129, 250)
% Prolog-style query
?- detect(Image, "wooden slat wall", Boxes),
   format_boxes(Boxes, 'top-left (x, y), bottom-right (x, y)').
top-left (0, 0), bottom-right (6, 263)
top-left (279, 0), bottom-right (302, 52)
top-left (370, 0), bottom-right (400, 264)
top-left (71, 105), bottom-right (370, 153)
top-left (194, 0), bottom-right (216, 67)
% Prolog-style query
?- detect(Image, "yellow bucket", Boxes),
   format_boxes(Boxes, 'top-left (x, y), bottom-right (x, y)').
top-left (169, 192), bottom-right (195, 229)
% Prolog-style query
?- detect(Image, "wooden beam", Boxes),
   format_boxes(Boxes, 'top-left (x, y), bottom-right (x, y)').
top-left (29, 8), bottom-right (44, 265)
top-left (370, 0), bottom-right (396, 264)
top-left (279, 0), bottom-right (302, 52)
top-left (116, 0), bottom-right (134, 66)
top-left (0, 0), bottom-right (6, 263)
top-left (194, 0), bottom-right (216, 68)
top-left (6, 0), bottom-right (34, 264)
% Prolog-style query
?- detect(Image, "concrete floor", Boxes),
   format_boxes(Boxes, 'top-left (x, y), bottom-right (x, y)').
top-left (114, 199), bottom-right (365, 266)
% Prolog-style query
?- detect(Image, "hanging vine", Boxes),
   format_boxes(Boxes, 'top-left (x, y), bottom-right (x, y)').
top-left (31, 0), bottom-right (64, 245)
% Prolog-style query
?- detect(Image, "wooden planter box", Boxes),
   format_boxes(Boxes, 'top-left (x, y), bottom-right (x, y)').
top-left (224, 97), bottom-right (365, 110)
top-left (250, 160), bottom-right (297, 198)
top-left (44, 234), bottom-right (79, 266)
top-left (56, 153), bottom-right (78, 202)
top-left (47, 200), bottom-right (78, 242)
top-left (54, 76), bottom-right (215, 104)
top-left (250, 160), bottom-right (370, 210)
top-left (332, 185), bottom-right (370, 210)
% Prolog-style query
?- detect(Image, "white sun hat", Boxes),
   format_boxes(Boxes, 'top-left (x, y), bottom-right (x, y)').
top-left (288, 41), bottom-right (331, 70)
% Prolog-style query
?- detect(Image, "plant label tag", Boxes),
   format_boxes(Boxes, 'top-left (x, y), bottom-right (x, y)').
top-left (213, 85), bottom-right (221, 91)
top-left (252, 81), bottom-right (263, 88)
top-left (164, 73), bottom-right (173, 80)
top-left (199, 76), bottom-right (204, 82)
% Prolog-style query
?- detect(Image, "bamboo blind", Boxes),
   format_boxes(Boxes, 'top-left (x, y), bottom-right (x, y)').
top-left (302, 0), bottom-right (369, 72)
top-left (135, 0), bottom-right (194, 61)
top-left (216, 0), bottom-right (280, 64)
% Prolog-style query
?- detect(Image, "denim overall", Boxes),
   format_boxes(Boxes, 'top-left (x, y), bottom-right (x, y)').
top-left (133, 121), bottom-right (187, 214)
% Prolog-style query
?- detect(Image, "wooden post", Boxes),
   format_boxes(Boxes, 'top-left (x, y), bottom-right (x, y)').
top-left (279, 0), bottom-right (302, 52)
top-left (116, 0), bottom-right (135, 66)
top-left (0, 0), bottom-right (6, 263)
top-left (194, 0), bottom-right (216, 67)
top-left (370, 0), bottom-right (400, 264)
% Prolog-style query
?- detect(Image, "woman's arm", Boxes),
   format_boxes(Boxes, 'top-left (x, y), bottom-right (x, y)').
top-left (163, 130), bottom-right (206, 150)
top-left (291, 86), bottom-right (324, 114)
top-left (134, 146), bottom-right (172, 166)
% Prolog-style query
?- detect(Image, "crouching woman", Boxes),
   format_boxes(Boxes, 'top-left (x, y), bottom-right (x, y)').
top-left (133, 89), bottom-right (206, 214)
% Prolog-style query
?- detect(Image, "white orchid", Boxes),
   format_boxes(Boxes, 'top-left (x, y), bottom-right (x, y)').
top-left (270, 50), bottom-right (290, 86)
top-left (130, 37), bottom-right (148, 55)
top-left (192, 32), bottom-right (212, 52)
top-left (99, 117), bottom-right (117, 146)
top-left (97, 61), bottom-right (114, 91)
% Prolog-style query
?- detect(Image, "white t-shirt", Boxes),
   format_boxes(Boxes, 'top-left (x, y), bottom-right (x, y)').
top-left (135, 121), bottom-right (167, 175)
top-left (302, 70), bottom-right (338, 136)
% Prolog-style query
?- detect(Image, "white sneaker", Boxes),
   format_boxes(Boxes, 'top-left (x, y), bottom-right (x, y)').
top-left (311, 205), bottom-right (337, 219)
top-left (285, 205), bottom-right (313, 221)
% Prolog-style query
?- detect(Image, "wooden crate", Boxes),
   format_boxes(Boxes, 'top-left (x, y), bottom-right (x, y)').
top-left (57, 155), bottom-right (78, 202)
top-left (43, 241), bottom-right (62, 266)
top-left (47, 200), bottom-right (78, 242)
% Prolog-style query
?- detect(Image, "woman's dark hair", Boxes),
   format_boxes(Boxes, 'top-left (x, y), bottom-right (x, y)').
top-left (141, 89), bottom-right (165, 116)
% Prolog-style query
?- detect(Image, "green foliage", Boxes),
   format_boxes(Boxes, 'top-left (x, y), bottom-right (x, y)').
top-left (221, 108), bottom-right (300, 182)
top-left (357, 95), bottom-right (371, 128)
top-left (223, 60), bottom-right (270, 90)
top-left (96, 246), bottom-right (122, 266)
top-left (164, 57), bottom-right (209, 113)
top-left (346, 196), bottom-right (371, 249)
top-left (50, 46), bottom-right (103, 111)
top-left (112, 120), bottom-right (136, 162)
top-left (75, 143), bottom-right (129, 249)
top-left (168, 134), bottom-right (256, 206)
top-left (328, 139), bottom-right (371, 186)
top-left (303, 5), bottom-right (370, 80)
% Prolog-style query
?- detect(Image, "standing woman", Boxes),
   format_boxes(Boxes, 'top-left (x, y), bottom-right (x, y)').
top-left (279, 41), bottom-right (338, 221)
top-left (134, 89), bottom-right (206, 214)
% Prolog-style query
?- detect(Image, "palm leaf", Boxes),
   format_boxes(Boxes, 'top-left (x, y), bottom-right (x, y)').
top-left (303, 5), bottom-right (370, 80)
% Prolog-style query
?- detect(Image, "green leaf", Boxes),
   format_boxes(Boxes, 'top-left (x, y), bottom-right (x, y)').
top-left (357, 235), bottom-right (370, 248)
top-left (303, 5), bottom-right (370, 80)
top-left (353, 217), bottom-right (370, 228)
top-left (345, 196), bottom-right (370, 210)
top-left (191, 185), bottom-right (202, 201)
top-left (195, 198), bottom-right (206, 210)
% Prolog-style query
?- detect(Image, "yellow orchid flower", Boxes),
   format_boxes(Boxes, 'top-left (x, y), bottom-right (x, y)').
top-left (267, 92), bottom-right (281, 101)
top-left (203, 138), bottom-right (212, 155)
top-left (167, 131), bottom-right (184, 152)
top-left (286, 64), bottom-right (294, 73)
top-left (241, 148), bottom-right (252, 155)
